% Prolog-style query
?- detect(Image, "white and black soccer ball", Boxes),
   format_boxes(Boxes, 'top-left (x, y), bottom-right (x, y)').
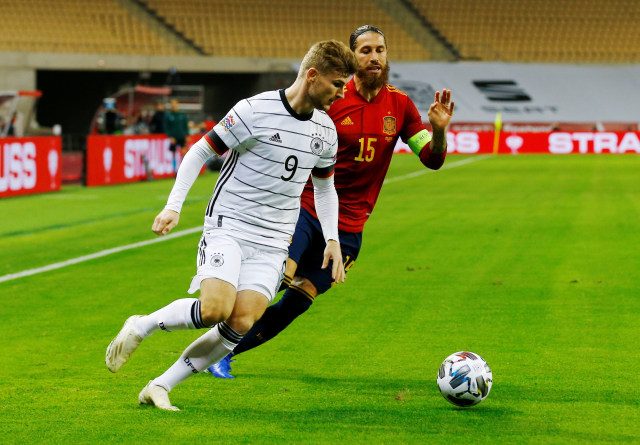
top-left (437, 351), bottom-right (493, 407)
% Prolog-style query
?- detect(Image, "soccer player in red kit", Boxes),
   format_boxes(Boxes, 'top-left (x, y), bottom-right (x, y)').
top-left (209, 25), bottom-right (454, 378)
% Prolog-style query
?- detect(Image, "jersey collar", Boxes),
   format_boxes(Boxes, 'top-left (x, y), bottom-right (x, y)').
top-left (279, 89), bottom-right (314, 121)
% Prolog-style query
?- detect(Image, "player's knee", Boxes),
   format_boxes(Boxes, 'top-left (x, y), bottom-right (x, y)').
top-left (290, 276), bottom-right (318, 298)
top-left (199, 298), bottom-right (233, 326)
top-left (225, 313), bottom-right (258, 335)
top-left (283, 279), bottom-right (317, 315)
top-left (284, 258), bottom-right (298, 278)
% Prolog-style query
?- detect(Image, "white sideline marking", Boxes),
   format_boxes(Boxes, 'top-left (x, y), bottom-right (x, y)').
top-left (0, 226), bottom-right (203, 284)
top-left (43, 194), bottom-right (101, 200)
top-left (383, 154), bottom-right (491, 184)
top-left (3, 155), bottom-right (490, 284)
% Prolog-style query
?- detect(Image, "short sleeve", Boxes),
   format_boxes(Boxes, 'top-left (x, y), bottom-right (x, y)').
top-left (211, 99), bottom-right (254, 152)
top-left (401, 97), bottom-right (427, 142)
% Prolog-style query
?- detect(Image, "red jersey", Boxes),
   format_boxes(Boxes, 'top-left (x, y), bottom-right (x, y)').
top-left (301, 78), bottom-right (427, 233)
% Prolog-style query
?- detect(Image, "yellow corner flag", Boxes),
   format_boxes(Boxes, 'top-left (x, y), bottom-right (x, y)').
top-left (493, 112), bottom-right (502, 155)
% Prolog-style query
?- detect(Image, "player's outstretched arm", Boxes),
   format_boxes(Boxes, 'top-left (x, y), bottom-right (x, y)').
top-left (428, 89), bottom-right (454, 153)
top-left (407, 89), bottom-right (454, 170)
top-left (152, 209), bottom-right (179, 236)
top-left (153, 136), bottom-right (213, 235)
top-left (322, 239), bottom-right (345, 283)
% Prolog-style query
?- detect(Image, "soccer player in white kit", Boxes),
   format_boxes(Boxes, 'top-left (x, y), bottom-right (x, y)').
top-left (105, 40), bottom-right (359, 411)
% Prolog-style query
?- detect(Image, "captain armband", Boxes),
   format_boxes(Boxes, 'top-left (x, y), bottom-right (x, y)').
top-left (407, 129), bottom-right (433, 157)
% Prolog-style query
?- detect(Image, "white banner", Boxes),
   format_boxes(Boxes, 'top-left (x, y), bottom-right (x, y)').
top-left (389, 62), bottom-right (640, 123)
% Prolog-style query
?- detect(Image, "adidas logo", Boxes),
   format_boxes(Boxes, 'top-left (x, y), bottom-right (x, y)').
top-left (340, 116), bottom-right (354, 126)
top-left (269, 133), bottom-right (282, 143)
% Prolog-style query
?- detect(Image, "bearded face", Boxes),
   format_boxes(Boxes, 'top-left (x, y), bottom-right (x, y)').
top-left (352, 31), bottom-right (390, 94)
top-left (356, 61), bottom-right (390, 91)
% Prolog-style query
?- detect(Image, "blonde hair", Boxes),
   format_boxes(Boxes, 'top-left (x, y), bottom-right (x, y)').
top-left (298, 40), bottom-right (359, 78)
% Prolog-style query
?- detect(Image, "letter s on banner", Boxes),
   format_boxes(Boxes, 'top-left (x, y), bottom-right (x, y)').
top-left (124, 139), bottom-right (135, 179)
top-left (0, 142), bottom-right (10, 192)
top-left (456, 132), bottom-right (480, 154)
top-left (9, 142), bottom-right (23, 191)
top-left (447, 132), bottom-right (480, 154)
top-left (22, 142), bottom-right (37, 190)
top-left (548, 133), bottom-right (573, 154)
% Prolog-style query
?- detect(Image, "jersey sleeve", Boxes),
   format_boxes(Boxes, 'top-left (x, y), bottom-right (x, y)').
top-left (312, 124), bottom-right (337, 178)
top-left (207, 99), bottom-right (254, 155)
top-left (401, 97), bottom-right (428, 142)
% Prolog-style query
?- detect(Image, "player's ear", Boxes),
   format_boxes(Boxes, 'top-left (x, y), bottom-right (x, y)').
top-left (306, 67), bottom-right (318, 83)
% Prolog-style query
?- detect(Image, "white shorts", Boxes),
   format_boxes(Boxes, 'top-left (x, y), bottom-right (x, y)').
top-left (187, 230), bottom-right (287, 302)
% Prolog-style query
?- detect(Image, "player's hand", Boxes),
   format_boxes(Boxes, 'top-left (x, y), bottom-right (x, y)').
top-left (428, 89), bottom-right (455, 132)
top-left (321, 239), bottom-right (345, 284)
top-left (152, 209), bottom-right (179, 236)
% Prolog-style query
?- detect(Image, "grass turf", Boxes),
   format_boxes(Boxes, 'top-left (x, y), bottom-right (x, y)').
top-left (1, 154), bottom-right (638, 444)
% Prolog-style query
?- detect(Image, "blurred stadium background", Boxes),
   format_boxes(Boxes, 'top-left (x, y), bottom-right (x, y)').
top-left (0, 0), bottom-right (639, 194)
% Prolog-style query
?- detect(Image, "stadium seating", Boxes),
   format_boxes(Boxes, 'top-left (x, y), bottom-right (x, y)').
top-left (0, 0), bottom-right (188, 55)
top-left (140, 0), bottom-right (433, 60)
top-left (407, 0), bottom-right (640, 63)
top-left (0, 0), bottom-right (637, 62)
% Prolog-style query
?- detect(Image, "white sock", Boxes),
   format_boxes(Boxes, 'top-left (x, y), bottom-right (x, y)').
top-left (152, 322), bottom-right (243, 391)
top-left (134, 298), bottom-right (207, 338)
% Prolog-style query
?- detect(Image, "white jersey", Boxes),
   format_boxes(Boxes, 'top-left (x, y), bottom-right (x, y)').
top-left (202, 89), bottom-right (338, 251)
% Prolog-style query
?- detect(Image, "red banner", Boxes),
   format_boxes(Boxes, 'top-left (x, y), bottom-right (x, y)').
top-left (395, 131), bottom-right (640, 155)
top-left (0, 136), bottom-right (62, 198)
top-left (507, 131), bottom-right (640, 154)
top-left (86, 134), bottom-right (178, 186)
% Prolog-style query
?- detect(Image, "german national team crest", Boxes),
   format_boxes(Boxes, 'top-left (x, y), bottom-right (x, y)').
top-left (383, 116), bottom-right (396, 135)
top-left (310, 136), bottom-right (323, 155)
top-left (210, 253), bottom-right (224, 267)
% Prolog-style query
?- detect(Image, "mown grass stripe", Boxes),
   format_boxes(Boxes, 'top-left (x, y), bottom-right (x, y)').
top-left (1, 155), bottom-right (488, 284)
top-left (0, 226), bottom-right (203, 283)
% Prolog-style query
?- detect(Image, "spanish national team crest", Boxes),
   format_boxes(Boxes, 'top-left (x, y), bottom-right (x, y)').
top-left (383, 116), bottom-right (396, 135)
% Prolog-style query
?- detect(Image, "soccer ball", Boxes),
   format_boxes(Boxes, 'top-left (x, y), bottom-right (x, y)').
top-left (437, 351), bottom-right (493, 407)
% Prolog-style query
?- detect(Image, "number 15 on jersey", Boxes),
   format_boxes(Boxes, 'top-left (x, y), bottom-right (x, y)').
top-left (355, 137), bottom-right (376, 162)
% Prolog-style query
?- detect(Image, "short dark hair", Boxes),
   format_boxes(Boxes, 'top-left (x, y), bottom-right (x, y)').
top-left (299, 40), bottom-right (359, 78)
top-left (349, 25), bottom-right (386, 51)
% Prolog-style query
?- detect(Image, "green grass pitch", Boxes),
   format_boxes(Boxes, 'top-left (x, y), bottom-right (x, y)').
top-left (1, 154), bottom-right (639, 444)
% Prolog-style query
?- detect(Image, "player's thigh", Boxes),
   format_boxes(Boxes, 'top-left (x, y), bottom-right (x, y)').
top-left (237, 247), bottom-right (288, 303)
top-left (199, 278), bottom-right (236, 322)
top-left (189, 231), bottom-right (243, 319)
